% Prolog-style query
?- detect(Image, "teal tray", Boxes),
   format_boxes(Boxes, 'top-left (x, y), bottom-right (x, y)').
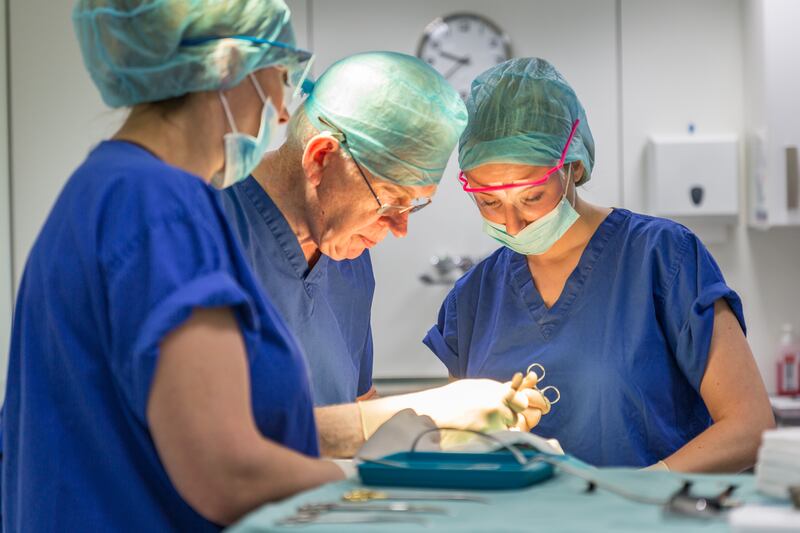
top-left (358, 450), bottom-right (555, 490)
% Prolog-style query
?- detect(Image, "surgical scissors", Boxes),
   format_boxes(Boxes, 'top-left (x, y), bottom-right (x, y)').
top-left (508, 362), bottom-right (561, 415)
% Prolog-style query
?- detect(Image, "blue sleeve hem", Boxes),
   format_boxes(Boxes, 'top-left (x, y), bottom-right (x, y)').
top-left (679, 282), bottom-right (745, 392)
top-left (123, 271), bottom-right (258, 423)
top-left (423, 326), bottom-right (460, 377)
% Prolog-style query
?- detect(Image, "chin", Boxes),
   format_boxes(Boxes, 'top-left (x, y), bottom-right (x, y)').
top-left (319, 241), bottom-right (364, 261)
top-left (343, 246), bottom-right (367, 260)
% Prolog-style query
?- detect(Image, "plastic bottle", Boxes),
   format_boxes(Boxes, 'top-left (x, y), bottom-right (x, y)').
top-left (776, 324), bottom-right (800, 396)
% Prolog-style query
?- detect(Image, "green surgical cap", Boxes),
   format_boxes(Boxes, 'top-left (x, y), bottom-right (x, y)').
top-left (304, 52), bottom-right (467, 187)
top-left (73, 0), bottom-right (310, 108)
top-left (459, 57), bottom-right (595, 185)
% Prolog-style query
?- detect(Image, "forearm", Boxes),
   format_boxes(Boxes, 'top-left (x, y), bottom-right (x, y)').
top-left (204, 440), bottom-right (344, 524)
top-left (315, 403), bottom-right (365, 458)
top-left (315, 390), bottom-right (447, 458)
top-left (664, 414), bottom-right (774, 473)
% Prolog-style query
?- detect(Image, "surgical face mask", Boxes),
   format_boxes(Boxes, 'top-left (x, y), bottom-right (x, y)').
top-left (213, 73), bottom-right (278, 189)
top-left (482, 167), bottom-right (579, 256)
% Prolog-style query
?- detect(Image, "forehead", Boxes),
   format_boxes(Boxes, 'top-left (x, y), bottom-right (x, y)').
top-left (465, 163), bottom-right (552, 186)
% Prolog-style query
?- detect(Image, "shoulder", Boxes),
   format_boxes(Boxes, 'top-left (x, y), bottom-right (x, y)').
top-left (611, 209), bottom-right (696, 261)
top-left (70, 141), bottom-right (228, 257)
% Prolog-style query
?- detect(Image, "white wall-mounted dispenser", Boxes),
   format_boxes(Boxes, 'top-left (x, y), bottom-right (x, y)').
top-left (646, 135), bottom-right (739, 219)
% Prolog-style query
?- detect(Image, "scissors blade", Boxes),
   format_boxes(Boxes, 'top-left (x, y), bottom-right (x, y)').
top-left (300, 502), bottom-right (448, 514)
top-left (343, 489), bottom-right (488, 503)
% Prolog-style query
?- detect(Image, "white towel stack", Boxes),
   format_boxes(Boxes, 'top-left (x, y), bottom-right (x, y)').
top-left (756, 427), bottom-right (800, 500)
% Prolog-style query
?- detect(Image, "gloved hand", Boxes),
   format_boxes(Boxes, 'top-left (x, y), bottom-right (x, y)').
top-left (357, 378), bottom-right (549, 439)
top-left (357, 409), bottom-right (440, 460)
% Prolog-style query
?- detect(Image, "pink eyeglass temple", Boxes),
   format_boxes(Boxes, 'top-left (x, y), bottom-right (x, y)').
top-left (458, 119), bottom-right (581, 193)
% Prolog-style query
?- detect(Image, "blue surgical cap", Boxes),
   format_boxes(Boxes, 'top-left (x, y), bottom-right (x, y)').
top-left (73, 0), bottom-right (311, 108)
top-left (303, 52), bottom-right (467, 187)
top-left (459, 58), bottom-right (595, 185)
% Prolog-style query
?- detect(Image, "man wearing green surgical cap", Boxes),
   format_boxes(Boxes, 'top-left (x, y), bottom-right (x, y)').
top-left (425, 57), bottom-right (774, 473)
top-left (222, 51), bottom-right (464, 411)
top-left (221, 52), bottom-right (550, 459)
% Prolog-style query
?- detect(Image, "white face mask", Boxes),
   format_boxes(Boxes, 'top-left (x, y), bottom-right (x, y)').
top-left (482, 166), bottom-right (579, 255)
top-left (213, 73), bottom-right (279, 189)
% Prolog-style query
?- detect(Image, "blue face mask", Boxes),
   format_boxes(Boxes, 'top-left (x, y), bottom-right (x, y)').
top-left (214, 73), bottom-right (278, 189)
top-left (482, 169), bottom-right (579, 256)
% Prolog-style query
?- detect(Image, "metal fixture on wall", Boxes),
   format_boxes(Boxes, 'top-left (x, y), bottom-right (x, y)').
top-left (419, 254), bottom-right (479, 286)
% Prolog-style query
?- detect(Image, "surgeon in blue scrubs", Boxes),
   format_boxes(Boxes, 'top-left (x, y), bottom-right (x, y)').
top-left (424, 58), bottom-right (775, 472)
top-left (221, 51), bottom-right (460, 406)
top-left (220, 53), bottom-right (552, 458)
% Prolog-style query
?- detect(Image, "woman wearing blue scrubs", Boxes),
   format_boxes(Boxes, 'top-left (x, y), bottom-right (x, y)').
top-left (424, 58), bottom-right (775, 472)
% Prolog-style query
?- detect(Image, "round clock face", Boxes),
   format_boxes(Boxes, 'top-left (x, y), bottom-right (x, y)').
top-left (417, 13), bottom-right (512, 100)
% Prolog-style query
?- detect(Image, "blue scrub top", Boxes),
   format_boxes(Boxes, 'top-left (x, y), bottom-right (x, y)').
top-left (424, 209), bottom-right (745, 468)
top-left (1, 141), bottom-right (318, 532)
top-left (220, 177), bottom-right (375, 406)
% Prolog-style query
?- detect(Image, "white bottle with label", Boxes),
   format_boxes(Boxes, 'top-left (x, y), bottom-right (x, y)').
top-left (776, 324), bottom-right (800, 396)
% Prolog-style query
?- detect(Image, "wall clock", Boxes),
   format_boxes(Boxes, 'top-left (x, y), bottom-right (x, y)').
top-left (417, 13), bottom-right (512, 100)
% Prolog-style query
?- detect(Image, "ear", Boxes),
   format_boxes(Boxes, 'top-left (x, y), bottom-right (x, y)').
top-left (570, 161), bottom-right (586, 183)
top-left (301, 134), bottom-right (340, 187)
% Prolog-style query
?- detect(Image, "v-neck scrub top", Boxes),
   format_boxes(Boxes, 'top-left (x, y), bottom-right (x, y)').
top-left (220, 177), bottom-right (375, 406)
top-left (423, 209), bottom-right (745, 467)
top-left (2, 141), bottom-right (318, 532)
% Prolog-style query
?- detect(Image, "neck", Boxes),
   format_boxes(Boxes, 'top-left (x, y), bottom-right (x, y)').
top-left (254, 148), bottom-right (321, 266)
top-left (113, 95), bottom-right (224, 182)
top-left (527, 191), bottom-right (611, 267)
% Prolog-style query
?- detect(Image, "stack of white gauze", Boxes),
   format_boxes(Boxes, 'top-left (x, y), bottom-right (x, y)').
top-left (756, 428), bottom-right (800, 500)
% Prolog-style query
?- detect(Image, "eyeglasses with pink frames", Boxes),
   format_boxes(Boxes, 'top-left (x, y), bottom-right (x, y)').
top-left (458, 119), bottom-right (581, 193)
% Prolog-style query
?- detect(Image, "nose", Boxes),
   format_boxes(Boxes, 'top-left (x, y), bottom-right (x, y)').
top-left (503, 205), bottom-right (528, 236)
top-left (383, 213), bottom-right (409, 238)
top-left (277, 103), bottom-right (290, 124)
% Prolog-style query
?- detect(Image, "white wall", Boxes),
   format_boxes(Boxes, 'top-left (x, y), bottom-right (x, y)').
top-left (8, 0), bottom-right (126, 285)
top-left (0, 0), bottom-right (12, 397)
top-left (620, 0), bottom-right (800, 390)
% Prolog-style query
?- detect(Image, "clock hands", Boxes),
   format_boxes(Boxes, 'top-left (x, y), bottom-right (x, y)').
top-left (443, 61), bottom-right (466, 80)
top-left (439, 49), bottom-right (470, 79)
top-left (439, 50), bottom-right (470, 64)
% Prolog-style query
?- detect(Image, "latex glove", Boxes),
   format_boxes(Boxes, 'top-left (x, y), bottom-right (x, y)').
top-left (329, 459), bottom-right (358, 479)
top-left (452, 430), bottom-right (565, 456)
top-left (641, 460), bottom-right (670, 472)
top-left (356, 409), bottom-right (439, 460)
top-left (358, 378), bottom-right (548, 439)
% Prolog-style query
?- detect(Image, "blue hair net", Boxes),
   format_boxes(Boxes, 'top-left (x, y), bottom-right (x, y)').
top-left (73, 0), bottom-right (311, 108)
top-left (459, 58), bottom-right (595, 185)
top-left (303, 52), bottom-right (467, 187)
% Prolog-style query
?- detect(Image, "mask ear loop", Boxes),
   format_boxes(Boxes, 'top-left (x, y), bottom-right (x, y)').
top-left (218, 91), bottom-right (238, 134)
top-left (559, 163), bottom-right (577, 207)
top-left (248, 73), bottom-right (268, 104)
